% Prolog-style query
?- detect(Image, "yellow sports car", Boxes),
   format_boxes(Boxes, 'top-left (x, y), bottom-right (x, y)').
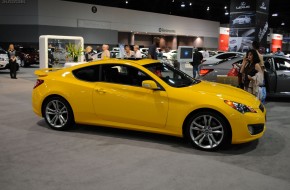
top-left (32, 59), bottom-right (266, 150)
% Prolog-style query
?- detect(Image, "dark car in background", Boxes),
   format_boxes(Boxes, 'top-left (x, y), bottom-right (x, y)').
top-left (199, 55), bottom-right (290, 97)
top-left (15, 46), bottom-right (39, 67)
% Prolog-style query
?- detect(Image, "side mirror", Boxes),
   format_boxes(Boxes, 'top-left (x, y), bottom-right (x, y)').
top-left (142, 80), bottom-right (159, 90)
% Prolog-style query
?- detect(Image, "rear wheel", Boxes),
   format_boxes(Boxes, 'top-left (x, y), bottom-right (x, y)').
top-left (185, 111), bottom-right (230, 150)
top-left (43, 97), bottom-right (74, 130)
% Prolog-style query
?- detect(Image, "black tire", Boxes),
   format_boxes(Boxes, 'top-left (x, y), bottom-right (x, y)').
top-left (184, 111), bottom-right (231, 151)
top-left (43, 96), bottom-right (75, 130)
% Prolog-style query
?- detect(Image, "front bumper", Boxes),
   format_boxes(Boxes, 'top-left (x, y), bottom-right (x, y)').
top-left (230, 106), bottom-right (266, 144)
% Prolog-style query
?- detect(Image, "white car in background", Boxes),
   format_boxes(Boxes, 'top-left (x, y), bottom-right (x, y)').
top-left (233, 15), bottom-right (251, 25)
top-left (162, 50), bottom-right (177, 60)
top-left (140, 48), bottom-right (149, 55)
top-left (202, 52), bottom-right (244, 65)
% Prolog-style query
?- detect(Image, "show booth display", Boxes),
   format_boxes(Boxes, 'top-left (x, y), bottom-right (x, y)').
top-left (177, 46), bottom-right (194, 76)
top-left (39, 35), bottom-right (85, 69)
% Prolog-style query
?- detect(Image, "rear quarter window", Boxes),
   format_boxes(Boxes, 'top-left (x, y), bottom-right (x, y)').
top-left (73, 65), bottom-right (100, 82)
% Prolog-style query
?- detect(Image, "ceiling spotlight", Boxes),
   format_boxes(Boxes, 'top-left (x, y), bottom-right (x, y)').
top-left (207, 7), bottom-right (210, 11)
top-left (225, 11), bottom-right (229, 15)
top-left (224, 6), bottom-right (227, 9)
top-left (281, 22), bottom-right (285, 26)
top-left (181, 2), bottom-right (185, 7)
top-left (272, 13), bottom-right (278, 17)
top-left (189, 2), bottom-right (192, 6)
top-left (125, 1), bottom-right (128, 4)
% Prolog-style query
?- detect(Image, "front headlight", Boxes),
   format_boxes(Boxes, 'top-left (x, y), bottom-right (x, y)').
top-left (224, 100), bottom-right (257, 114)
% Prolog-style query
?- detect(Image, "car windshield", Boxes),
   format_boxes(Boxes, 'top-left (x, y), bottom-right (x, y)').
top-left (144, 62), bottom-right (199, 88)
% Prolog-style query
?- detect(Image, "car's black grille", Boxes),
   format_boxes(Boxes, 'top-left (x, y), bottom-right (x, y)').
top-left (259, 104), bottom-right (264, 113)
top-left (249, 124), bottom-right (264, 135)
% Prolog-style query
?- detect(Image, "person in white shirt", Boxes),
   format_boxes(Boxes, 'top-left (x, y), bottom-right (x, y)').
top-left (202, 48), bottom-right (210, 58)
top-left (133, 45), bottom-right (142, 58)
top-left (101, 44), bottom-right (110, 60)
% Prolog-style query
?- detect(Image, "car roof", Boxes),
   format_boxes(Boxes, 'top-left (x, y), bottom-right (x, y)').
top-left (264, 55), bottom-right (290, 60)
top-left (70, 59), bottom-right (160, 70)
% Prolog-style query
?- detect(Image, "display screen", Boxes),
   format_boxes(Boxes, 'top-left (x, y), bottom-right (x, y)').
top-left (180, 48), bottom-right (193, 59)
top-left (177, 46), bottom-right (194, 62)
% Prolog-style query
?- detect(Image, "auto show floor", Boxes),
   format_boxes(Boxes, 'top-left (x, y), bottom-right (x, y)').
top-left (1, 67), bottom-right (290, 190)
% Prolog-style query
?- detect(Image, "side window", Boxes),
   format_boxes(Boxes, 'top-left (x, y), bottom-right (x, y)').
top-left (101, 64), bottom-right (153, 87)
top-left (216, 53), bottom-right (235, 60)
top-left (274, 58), bottom-right (290, 71)
top-left (72, 65), bottom-right (100, 82)
top-left (263, 58), bottom-right (273, 70)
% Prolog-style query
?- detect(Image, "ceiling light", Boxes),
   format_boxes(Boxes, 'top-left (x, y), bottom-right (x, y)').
top-left (281, 22), bottom-right (285, 26)
top-left (272, 13), bottom-right (278, 17)
top-left (181, 2), bottom-right (185, 7)
top-left (189, 2), bottom-right (192, 6)
top-left (125, 1), bottom-right (128, 4)
top-left (172, 0), bottom-right (174, 2)
top-left (224, 6), bottom-right (227, 9)
top-left (207, 7), bottom-right (210, 11)
top-left (225, 11), bottom-right (229, 15)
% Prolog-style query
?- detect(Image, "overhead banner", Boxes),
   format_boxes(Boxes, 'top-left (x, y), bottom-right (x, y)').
top-left (271, 34), bottom-right (283, 52)
top-left (219, 27), bottom-right (229, 51)
top-left (229, 0), bottom-right (269, 52)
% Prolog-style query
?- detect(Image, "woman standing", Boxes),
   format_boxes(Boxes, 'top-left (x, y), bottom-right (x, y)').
top-left (240, 49), bottom-right (264, 97)
top-left (101, 44), bottom-right (110, 60)
top-left (7, 44), bottom-right (18, 79)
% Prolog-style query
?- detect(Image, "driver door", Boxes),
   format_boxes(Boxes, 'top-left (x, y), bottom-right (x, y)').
top-left (273, 57), bottom-right (290, 93)
top-left (93, 64), bottom-right (169, 128)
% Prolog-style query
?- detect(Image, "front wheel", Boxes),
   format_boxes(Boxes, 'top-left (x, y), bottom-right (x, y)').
top-left (185, 111), bottom-right (230, 150)
top-left (43, 97), bottom-right (75, 130)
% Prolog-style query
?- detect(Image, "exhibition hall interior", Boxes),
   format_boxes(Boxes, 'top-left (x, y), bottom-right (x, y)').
top-left (1, 0), bottom-right (290, 189)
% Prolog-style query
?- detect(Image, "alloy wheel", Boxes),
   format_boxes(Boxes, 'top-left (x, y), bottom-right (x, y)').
top-left (189, 114), bottom-right (224, 149)
top-left (45, 100), bottom-right (68, 128)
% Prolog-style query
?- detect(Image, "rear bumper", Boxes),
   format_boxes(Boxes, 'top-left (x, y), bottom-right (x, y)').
top-left (32, 88), bottom-right (43, 117)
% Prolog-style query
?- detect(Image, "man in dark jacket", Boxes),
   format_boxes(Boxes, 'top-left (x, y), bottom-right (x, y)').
top-left (190, 49), bottom-right (203, 78)
top-left (148, 37), bottom-right (160, 60)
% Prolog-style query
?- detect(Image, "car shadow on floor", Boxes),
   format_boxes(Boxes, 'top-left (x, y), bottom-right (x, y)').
top-left (36, 119), bottom-right (273, 156)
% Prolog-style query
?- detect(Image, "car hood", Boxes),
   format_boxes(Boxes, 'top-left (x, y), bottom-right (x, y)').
top-left (184, 81), bottom-right (260, 108)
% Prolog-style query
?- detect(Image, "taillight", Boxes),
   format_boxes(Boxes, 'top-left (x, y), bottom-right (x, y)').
top-left (33, 79), bottom-right (44, 89)
top-left (199, 69), bottom-right (213, 76)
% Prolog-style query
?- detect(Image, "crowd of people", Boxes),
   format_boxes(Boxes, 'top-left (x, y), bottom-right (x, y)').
top-left (84, 43), bottom-right (145, 62)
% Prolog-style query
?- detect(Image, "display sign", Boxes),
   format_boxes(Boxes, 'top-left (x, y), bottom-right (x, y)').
top-left (271, 34), bottom-right (283, 52)
top-left (229, 0), bottom-right (269, 52)
top-left (256, 0), bottom-right (269, 13)
top-left (219, 27), bottom-right (229, 51)
top-left (158, 28), bottom-right (176, 34)
top-left (230, 0), bottom-right (256, 12)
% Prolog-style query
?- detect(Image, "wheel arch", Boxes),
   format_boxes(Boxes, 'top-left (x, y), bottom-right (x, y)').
top-left (182, 108), bottom-right (232, 139)
top-left (41, 94), bottom-right (74, 119)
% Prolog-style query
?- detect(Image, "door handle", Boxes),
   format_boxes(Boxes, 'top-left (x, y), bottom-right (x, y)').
top-left (95, 88), bottom-right (106, 93)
